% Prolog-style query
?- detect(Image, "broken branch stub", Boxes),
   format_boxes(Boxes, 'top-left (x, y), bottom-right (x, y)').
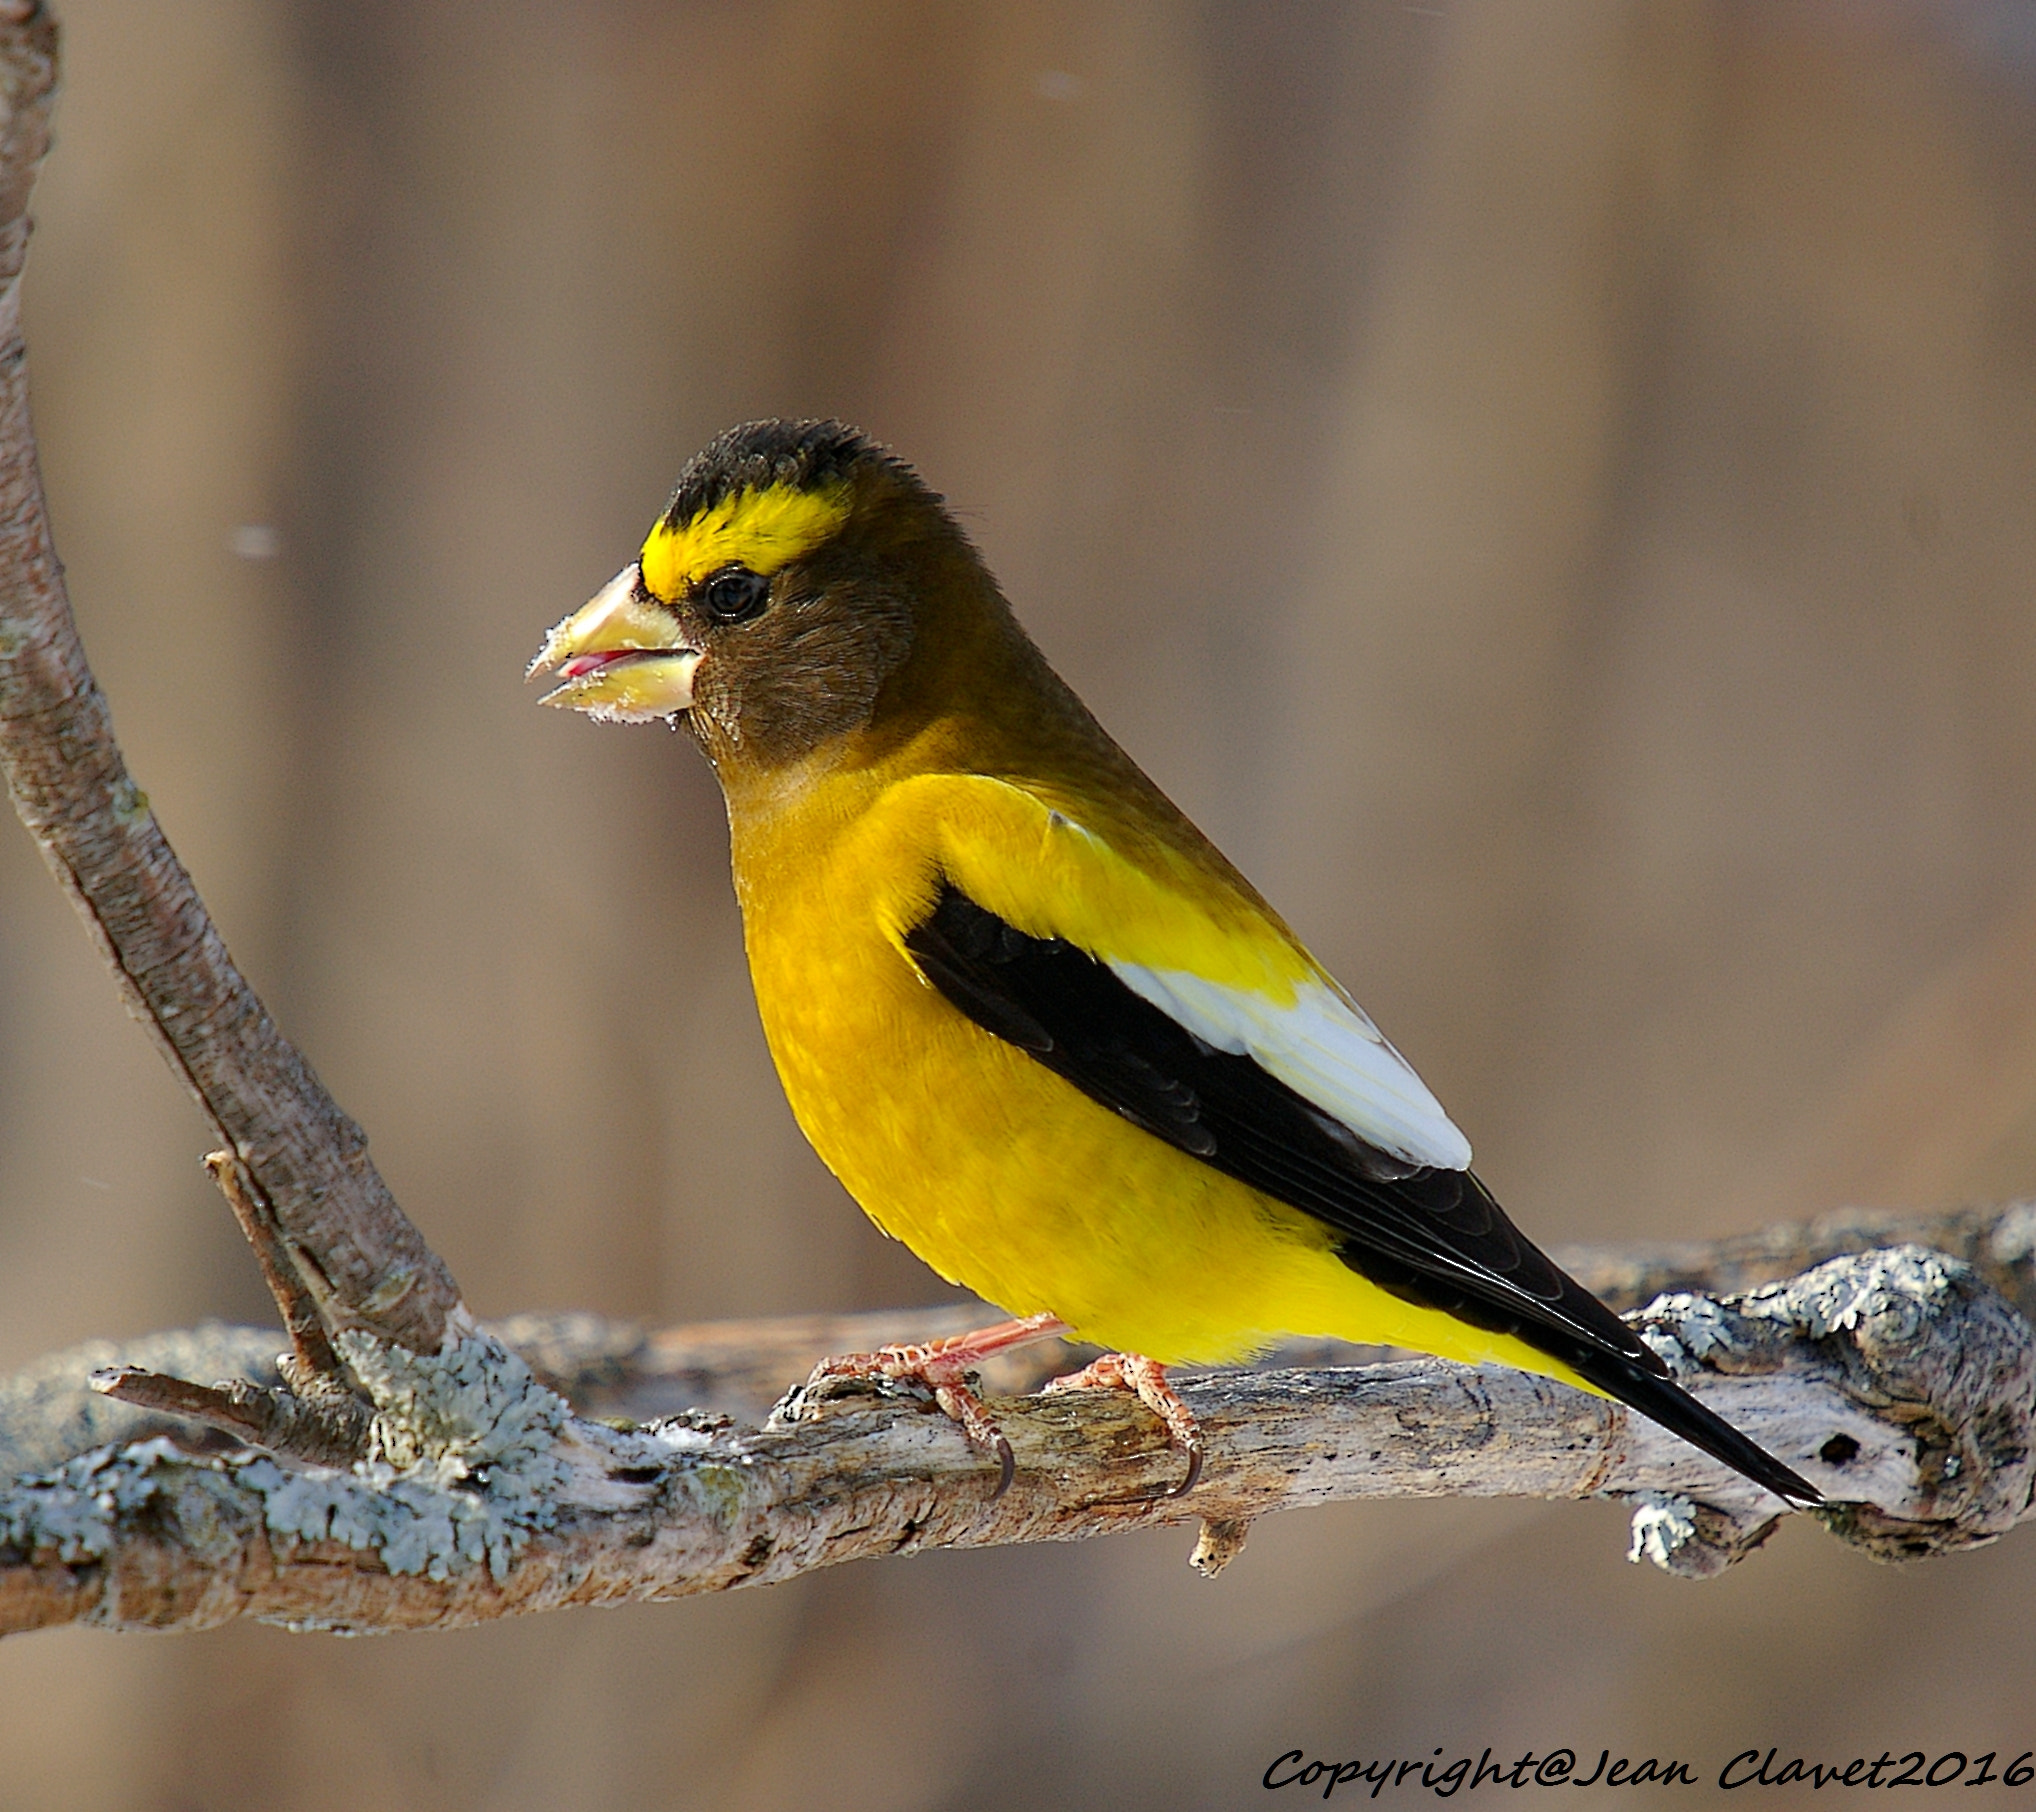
top-left (1622, 1245), bottom-right (2036, 1576)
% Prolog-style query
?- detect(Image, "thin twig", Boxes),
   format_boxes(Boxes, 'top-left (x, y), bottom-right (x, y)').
top-left (85, 1369), bottom-right (271, 1446)
top-left (203, 1152), bottom-right (349, 1386)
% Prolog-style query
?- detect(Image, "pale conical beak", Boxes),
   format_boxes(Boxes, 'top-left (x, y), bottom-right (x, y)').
top-left (527, 564), bottom-right (703, 723)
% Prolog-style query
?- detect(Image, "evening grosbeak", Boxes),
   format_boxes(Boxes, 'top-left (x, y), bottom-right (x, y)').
top-left (530, 419), bottom-right (1821, 1510)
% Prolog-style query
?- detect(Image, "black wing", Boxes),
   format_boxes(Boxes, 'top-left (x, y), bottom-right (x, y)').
top-left (904, 881), bottom-right (1821, 1507)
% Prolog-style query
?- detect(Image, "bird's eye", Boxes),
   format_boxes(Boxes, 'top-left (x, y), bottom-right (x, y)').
top-left (700, 564), bottom-right (771, 624)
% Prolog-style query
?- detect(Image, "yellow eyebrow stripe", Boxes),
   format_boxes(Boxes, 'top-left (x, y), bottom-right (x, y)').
top-left (639, 481), bottom-right (851, 601)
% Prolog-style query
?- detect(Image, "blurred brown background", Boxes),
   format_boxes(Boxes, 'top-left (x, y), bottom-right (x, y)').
top-left (4, 0), bottom-right (2036, 1805)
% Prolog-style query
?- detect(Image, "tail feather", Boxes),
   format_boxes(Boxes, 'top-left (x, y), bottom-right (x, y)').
top-left (1565, 1343), bottom-right (1823, 1509)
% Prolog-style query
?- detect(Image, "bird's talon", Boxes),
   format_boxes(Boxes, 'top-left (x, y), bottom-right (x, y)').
top-left (1047, 1351), bottom-right (1204, 1494)
top-left (803, 1315), bottom-right (1068, 1497)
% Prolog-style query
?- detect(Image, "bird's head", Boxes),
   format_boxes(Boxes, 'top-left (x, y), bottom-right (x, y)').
top-left (530, 419), bottom-right (1001, 774)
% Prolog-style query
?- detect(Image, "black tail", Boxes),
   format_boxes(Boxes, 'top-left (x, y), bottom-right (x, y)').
top-left (1564, 1341), bottom-right (1823, 1508)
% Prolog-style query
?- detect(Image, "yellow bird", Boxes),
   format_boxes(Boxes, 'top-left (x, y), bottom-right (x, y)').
top-left (530, 419), bottom-right (1820, 1509)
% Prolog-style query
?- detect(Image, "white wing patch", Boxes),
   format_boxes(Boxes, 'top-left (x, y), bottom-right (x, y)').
top-left (1107, 962), bottom-right (1474, 1173)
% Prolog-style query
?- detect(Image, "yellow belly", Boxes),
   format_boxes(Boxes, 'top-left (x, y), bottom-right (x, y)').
top-left (733, 776), bottom-right (1591, 1387)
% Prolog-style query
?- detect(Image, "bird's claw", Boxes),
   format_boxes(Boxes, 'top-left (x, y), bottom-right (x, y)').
top-left (804, 1343), bottom-right (1018, 1497)
top-left (1045, 1351), bottom-right (1203, 1497)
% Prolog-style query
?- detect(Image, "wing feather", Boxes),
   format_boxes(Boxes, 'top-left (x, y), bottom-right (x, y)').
top-left (901, 879), bottom-right (1646, 1363)
top-left (1108, 962), bottom-right (1472, 1172)
top-left (885, 776), bottom-right (1470, 1172)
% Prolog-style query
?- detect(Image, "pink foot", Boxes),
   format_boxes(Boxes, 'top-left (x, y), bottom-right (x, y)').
top-left (804, 1311), bottom-right (1068, 1497)
top-left (1044, 1352), bottom-right (1203, 1497)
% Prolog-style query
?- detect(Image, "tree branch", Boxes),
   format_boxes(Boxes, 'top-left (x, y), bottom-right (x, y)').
top-left (3, 1226), bottom-right (2034, 1633)
top-left (0, 3), bottom-right (457, 1356)
top-left (2, 1239), bottom-right (2030, 1635)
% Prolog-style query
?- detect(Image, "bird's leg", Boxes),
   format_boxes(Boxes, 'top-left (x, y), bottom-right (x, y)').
top-left (801, 1311), bottom-right (1070, 1497)
top-left (1044, 1352), bottom-right (1203, 1498)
